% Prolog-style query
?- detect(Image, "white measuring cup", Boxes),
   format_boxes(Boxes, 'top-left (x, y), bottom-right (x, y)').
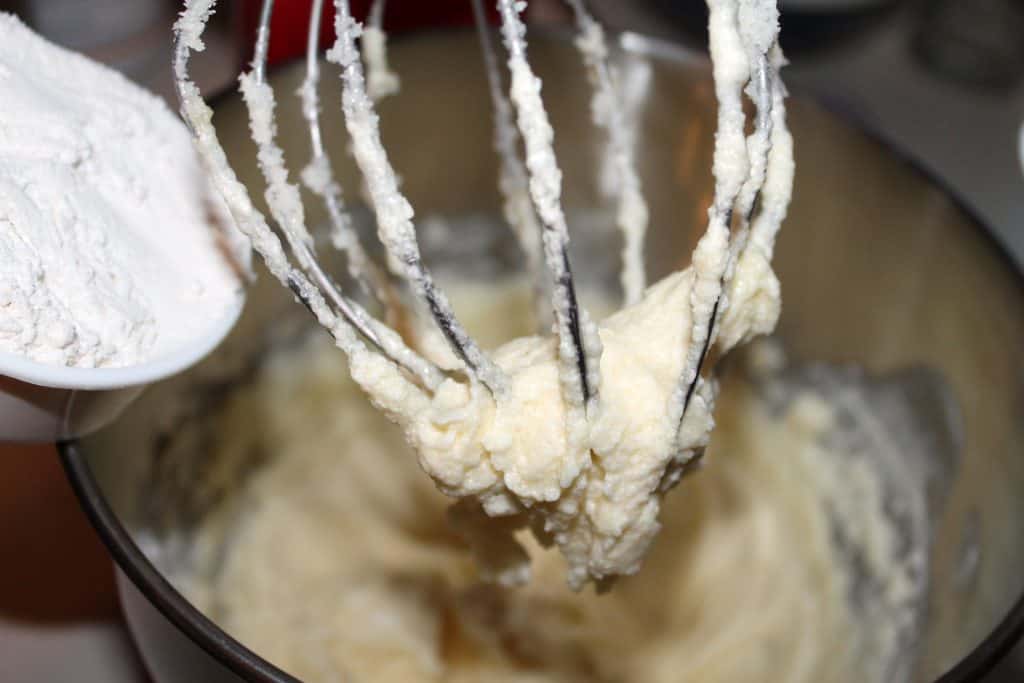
top-left (0, 297), bottom-right (244, 443)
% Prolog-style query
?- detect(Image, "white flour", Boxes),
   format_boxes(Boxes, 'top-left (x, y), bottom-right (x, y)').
top-left (0, 15), bottom-right (244, 369)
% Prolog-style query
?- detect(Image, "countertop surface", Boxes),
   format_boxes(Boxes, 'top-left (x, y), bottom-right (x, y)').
top-left (1, 2), bottom-right (1022, 682)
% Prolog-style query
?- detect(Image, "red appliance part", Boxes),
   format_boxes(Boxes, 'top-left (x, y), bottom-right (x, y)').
top-left (241, 0), bottom-right (498, 67)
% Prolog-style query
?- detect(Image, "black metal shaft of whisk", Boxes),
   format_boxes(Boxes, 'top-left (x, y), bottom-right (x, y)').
top-left (470, 0), bottom-right (548, 329)
top-left (330, 0), bottom-right (507, 395)
top-left (680, 55), bottom-right (777, 420)
top-left (495, 0), bottom-right (599, 406)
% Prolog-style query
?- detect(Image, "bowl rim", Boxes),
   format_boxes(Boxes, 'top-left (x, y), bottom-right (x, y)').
top-left (59, 443), bottom-right (297, 683)
top-left (59, 29), bottom-right (1024, 683)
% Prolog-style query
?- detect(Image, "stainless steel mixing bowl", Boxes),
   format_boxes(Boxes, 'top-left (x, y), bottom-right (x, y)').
top-left (59, 30), bottom-right (1024, 682)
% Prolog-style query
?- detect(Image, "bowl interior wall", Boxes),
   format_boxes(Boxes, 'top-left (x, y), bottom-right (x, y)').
top-left (79, 31), bottom-right (1024, 681)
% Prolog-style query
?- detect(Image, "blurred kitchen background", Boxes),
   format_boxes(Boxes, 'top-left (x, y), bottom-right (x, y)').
top-left (0, 0), bottom-right (1022, 681)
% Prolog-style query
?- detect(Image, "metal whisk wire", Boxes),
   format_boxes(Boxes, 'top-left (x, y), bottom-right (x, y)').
top-left (175, 0), bottom-right (606, 405)
top-left (326, 0), bottom-right (507, 395)
top-left (174, 0), bottom-right (785, 449)
top-left (494, 0), bottom-right (601, 407)
top-left (174, 0), bottom-right (445, 391)
top-left (299, 0), bottom-right (390, 305)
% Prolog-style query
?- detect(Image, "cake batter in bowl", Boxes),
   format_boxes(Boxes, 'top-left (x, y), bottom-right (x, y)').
top-left (60, 30), bottom-right (1024, 682)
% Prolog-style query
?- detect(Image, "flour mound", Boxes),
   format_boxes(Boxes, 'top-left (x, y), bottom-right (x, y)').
top-left (0, 14), bottom-right (244, 369)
